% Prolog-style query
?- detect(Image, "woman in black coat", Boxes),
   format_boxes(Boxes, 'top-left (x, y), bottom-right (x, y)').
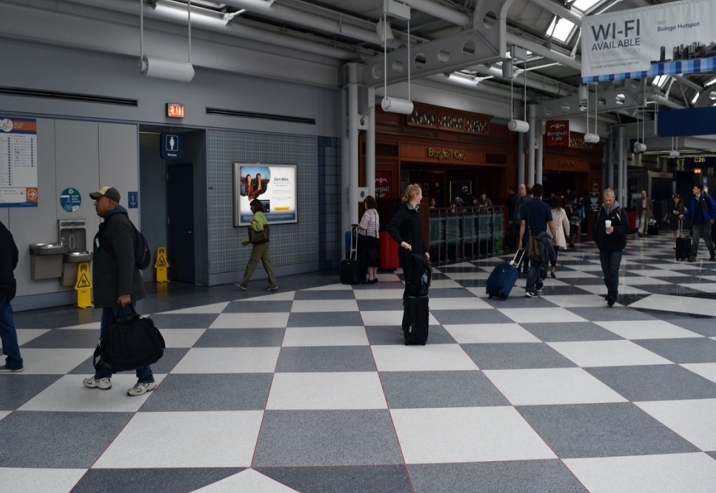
top-left (388, 184), bottom-right (430, 295)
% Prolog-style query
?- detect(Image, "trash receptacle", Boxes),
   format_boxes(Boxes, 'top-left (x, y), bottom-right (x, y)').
top-left (60, 251), bottom-right (93, 287)
top-left (29, 243), bottom-right (68, 280)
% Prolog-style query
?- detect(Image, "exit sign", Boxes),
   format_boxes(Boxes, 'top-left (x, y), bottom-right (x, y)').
top-left (166, 103), bottom-right (185, 119)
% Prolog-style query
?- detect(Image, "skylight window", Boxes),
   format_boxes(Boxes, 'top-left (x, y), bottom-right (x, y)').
top-left (546, 17), bottom-right (576, 42)
top-left (572, 0), bottom-right (603, 12)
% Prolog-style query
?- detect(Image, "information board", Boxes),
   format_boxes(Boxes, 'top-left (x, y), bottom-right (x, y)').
top-left (0, 117), bottom-right (38, 207)
top-left (233, 163), bottom-right (297, 226)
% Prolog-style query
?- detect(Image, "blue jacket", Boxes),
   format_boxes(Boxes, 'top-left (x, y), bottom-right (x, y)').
top-left (683, 193), bottom-right (716, 225)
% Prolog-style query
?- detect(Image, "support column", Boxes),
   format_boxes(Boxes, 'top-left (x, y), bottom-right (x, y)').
top-left (535, 119), bottom-right (543, 184)
top-left (366, 86), bottom-right (376, 197)
top-left (617, 126), bottom-right (625, 206)
top-left (607, 133), bottom-right (614, 189)
top-left (341, 87), bottom-right (350, 244)
top-left (517, 132), bottom-right (525, 186)
top-left (527, 104), bottom-right (537, 185)
top-left (347, 63), bottom-right (360, 226)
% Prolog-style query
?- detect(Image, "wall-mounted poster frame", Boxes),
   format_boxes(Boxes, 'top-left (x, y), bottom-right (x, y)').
top-left (0, 117), bottom-right (39, 208)
top-left (232, 162), bottom-right (298, 226)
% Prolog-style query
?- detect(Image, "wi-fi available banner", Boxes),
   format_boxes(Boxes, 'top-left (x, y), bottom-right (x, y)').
top-left (581, 0), bottom-right (716, 83)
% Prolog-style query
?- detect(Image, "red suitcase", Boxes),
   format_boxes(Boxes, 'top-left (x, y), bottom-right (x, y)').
top-left (380, 234), bottom-right (399, 270)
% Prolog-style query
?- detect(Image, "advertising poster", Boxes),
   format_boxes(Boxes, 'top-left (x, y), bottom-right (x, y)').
top-left (0, 117), bottom-right (38, 207)
top-left (581, 0), bottom-right (716, 82)
top-left (233, 163), bottom-right (297, 226)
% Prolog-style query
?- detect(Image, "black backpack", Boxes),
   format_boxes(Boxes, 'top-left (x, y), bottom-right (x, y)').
top-left (101, 214), bottom-right (152, 270)
top-left (405, 253), bottom-right (432, 297)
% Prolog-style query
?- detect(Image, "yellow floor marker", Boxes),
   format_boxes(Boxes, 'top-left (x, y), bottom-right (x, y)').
top-left (74, 262), bottom-right (94, 308)
top-left (155, 247), bottom-right (170, 283)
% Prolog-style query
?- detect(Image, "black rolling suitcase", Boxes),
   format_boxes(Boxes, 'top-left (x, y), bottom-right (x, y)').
top-left (340, 226), bottom-right (361, 284)
top-left (402, 254), bottom-right (432, 345)
top-left (675, 219), bottom-right (691, 261)
top-left (647, 219), bottom-right (659, 235)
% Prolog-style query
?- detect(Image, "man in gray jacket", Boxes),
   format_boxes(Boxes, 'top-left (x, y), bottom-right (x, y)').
top-left (83, 186), bottom-right (156, 396)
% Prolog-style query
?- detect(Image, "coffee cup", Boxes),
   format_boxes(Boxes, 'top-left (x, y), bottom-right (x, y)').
top-left (605, 219), bottom-right (612, 232)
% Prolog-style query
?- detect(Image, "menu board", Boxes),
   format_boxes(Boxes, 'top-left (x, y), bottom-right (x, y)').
top-left (233, 163), bottom-right (298, 226)
top-left (0, 117), bottom-right (38, 207)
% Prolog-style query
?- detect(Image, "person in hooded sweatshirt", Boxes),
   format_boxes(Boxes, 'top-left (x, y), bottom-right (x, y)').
top-left (593, 188), bottom-right (630, 307)
top-left (83, 186), bottom-right (156, 396)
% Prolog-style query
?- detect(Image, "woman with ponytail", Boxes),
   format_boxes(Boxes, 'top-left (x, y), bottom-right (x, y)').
top-left (388, 184), bottom-right (430, 295)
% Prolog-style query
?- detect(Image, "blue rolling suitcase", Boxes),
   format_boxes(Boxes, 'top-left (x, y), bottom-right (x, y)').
top-left (486, 251), bottom-right (524, 300)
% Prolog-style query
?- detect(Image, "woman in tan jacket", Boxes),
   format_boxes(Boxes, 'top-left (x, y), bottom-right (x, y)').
top-left (549, 197), bottom-right (570, 278)
top-left (636, 190), bottom-right (653, 237)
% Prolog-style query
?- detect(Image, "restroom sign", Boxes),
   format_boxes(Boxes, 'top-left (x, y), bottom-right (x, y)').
top-left (160, 132), bottom-right (183, 160)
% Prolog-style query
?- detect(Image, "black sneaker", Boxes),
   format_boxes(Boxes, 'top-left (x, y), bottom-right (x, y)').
top-left (607, 295), bottom-right (616, 307)
top-left (0, 364), bottom-right (24, 373)
top-left (234, 282), bottom-right (247, 291)
top-left (688, 257), bottom-right (696, 263)
top-left (265, 286), bottom-right (279, 292)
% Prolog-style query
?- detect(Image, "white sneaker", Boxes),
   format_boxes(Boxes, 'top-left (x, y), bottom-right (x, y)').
top-left (127, 381), bottom-right (157, 396)
top-left (83, 377), bottom-right (112, 390)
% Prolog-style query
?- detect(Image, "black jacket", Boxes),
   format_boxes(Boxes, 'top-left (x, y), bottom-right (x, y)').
top-left (92, 206), bottom-right (146, 308)
top-left (593, 202), bottom-right (629, 252)
top-left (388, 203), bottom-right (426, 258)
top-left (0, 221), bottom-right (18, 300)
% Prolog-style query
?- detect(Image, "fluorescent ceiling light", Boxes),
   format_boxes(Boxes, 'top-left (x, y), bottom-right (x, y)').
top-left (652, 75), bottom-right (669, 88)
top-left (155, 0), bottom-right (225, 25)
top-left (705, 77), bottom-right (716, 87)
top-left (692, 92), bottom-right (700, 104)
top-left (448, 73), bottom-right (478, 86)
top-left (546, 17), bottom-right (576, 43)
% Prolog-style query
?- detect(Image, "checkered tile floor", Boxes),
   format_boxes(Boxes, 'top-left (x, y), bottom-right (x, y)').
top-left (2, 233), bottom-right (716, 493)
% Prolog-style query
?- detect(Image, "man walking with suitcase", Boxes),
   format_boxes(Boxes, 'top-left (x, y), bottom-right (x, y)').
top-left (83, 186), bottom-right (156, 396)
top-left (679, 183), bottom-right (716, 262)
top-left (517, 184), bottom-right (556, 298)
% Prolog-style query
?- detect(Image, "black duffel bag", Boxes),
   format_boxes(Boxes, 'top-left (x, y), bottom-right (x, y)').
top-left (93, 307), bottom-right (165, 374)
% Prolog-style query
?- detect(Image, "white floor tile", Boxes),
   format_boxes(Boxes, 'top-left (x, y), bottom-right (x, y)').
top-left (484, 368), bottom-right (628, 406)
top-left (428, 297), bottom-right (492, 310)
top-left (548, 340), bottom-right (673, 367)
top-left (575, 284), bottom-right (651, 296)
top-left (15, 349), bottom-right (92, 374)
top-left (596, 320), bottom-right (703, 340)
top-left (698, 275), bottom-right (716, 282)
top-left (636, 399), bottom-right (716, 451)
top-left (282, 326), bottom-right (368, 347)
top-left (563, 264), bottom-right (604, 271)
top-left (266, 372), bottom-right (386, 410)
top-left (444, 272), bottom-right (491, 280)
top-left (237, 291), bottom-right (296, 301)
top-left (210, 313), bottom-right (289, 329)
top-left (498, 308), bottom-right (588, 324)
top-left (94, 411), bottom-right (263, 468)
top-left (0, 411), bottom-right (10, 420)
top-left (541, 295), bottom-right (620, 308)
top-left (682, 363), bottom-right (716, 384)
top-left (159, 329), bottom-right (206, 348)
top-left (19, 374), bottom-right (166, 412)
top-left (628, 294), bottom-right (716, 317)
top-left (391, 407), bottom-right (556, 463)
top-left (0, 468), bottom-right (87, 493)
top-left (546, 270), bottom-right (598, 279)
top-left (428, 280), bottom-right (464, 289)
top-left (361, 310), bottom-right (439, 327)
top-left (190, 469), bottom-right (300, 493)
top-left (172, 348), bottom-right (280, 373)
top-left (646, 263), bottom-right (703, 270)
top-left (58, 321), bottom-right (100, 329)
top-left (14, 329), bottom-right (51, 346)
top-left (305, 284), bottom-right (353, 291)
top-left (680, 283), bottom-right (716, 293)
top-left (626, 269), bottom-right (690, 278)
top-left (353, 289), bottom-right (404, 300)
top-left (564, 453), bottom-right (716, 493)
top-left (443, 324), bottom-right (541, 344)
top-left (291, 300), bottom-right (358, 312)
top-left (159, 302), bottom-right (230, 314)
top-left (371, 344), bottom-right (478, 371)
top-left (618, 277), bottom-right (671, 286)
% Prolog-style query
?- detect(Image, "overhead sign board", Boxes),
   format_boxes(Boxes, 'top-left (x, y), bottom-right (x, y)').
top-left (581, 0), bottom-right (716, 83)
top-left (545, 120), bottom-right (570, 147)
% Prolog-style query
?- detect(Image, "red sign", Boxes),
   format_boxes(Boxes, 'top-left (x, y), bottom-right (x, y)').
top-left (546, 120), bottom-right (570, 147)
top-left (166, 103), bottom-right (185, 118)
top-left (375, 172), bottom-right (392, 199)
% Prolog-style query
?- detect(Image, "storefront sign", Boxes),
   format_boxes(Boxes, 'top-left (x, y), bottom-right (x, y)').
top-left (570, 136), bottom-right (594, 149)
top-left (375, 172), bottom-right (392, 198)
top-left (0, 117), bottom-right (38, 208)
top-left (546, 120), bottom-right (570, 147)
top-left (582, 0), bottom-right (716, 82)
top-left (427, 148), bottom-right (466, 161)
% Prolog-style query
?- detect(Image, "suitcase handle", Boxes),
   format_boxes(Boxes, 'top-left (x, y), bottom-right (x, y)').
top-left (510, 250), bottom-right (525, 267)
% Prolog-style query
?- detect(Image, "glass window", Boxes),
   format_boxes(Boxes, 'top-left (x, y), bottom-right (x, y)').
top-left (572, 0), bottom-right (602, 12)
top-left (546, 17), bottom-right (576, 42)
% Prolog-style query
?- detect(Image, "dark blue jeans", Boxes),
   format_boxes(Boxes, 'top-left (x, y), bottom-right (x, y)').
top-left (599, 250), bottom-right (623, 299)
top-left (94, 304), bottom-right (154, 383)
top-left (0, 296), bottom-right (23, 370)
top-left (525, 258), bottom-right (544, 294)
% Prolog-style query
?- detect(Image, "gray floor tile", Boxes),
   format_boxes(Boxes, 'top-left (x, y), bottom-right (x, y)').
top-left (634, 338), bottom-right (716, 364)
top-left (638, 284), bottom-right (705, 296)
top-left (21, 329), bottom-right (99, 348)
top-left (221, 300), bottom-right (294, 313)
top-left (462, 343), bottom-right (576, 370)
top-left (352, 282), bottom-right (404, 291)
top-left (433, 310), bottom-right (514, 325)
top-left (0, 375), bottom-right (61, 410)
top-left (380, 371), bottom-right (509, 408)
top-left (194, 328), bottom-right (285, 347)
top-left (140, 374), bottom-right (272, 411)
top-left (517, 403), bottom-right (698, 458)
top-left (287, 312), bottom-right (364, 327)
top-left (0, 411), bottom-right (132, 468)
top-left (357, 299), bottom-right (404, 311)
top-left (521, 322), bottom-right (624, 342)
top-left (294, 290), bottom-right (357, 300)
top-left (586, 365), bottom-right (716, 401)
top-left (409, 461), bottom-right (588, 493)
top-left (149, 314), bottom-right (219, 329)
top-left (253, 410), bottom-right (403, 466)
top-left (70, 468), bottom-right (243, 493)
top-left (276, 347), bottom-right (376, 372)
top-left (365, 326), bottom-right (456, 346)
top-left (483, 296), bottom-right (560, 308)
top-left (68, 348), bottom-right (189, 376)
top-left (258, 465), bottom-right (412, 493)
top-left (428, 289), bottom-right (480, 299)
top-left (664, 318), bottom-right (716, 337)
top-left (566, 307), bottom-right (657, 321)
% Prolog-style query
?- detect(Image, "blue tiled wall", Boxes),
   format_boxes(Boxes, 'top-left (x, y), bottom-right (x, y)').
top-left (317, 136), bottom-right (342, 269)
